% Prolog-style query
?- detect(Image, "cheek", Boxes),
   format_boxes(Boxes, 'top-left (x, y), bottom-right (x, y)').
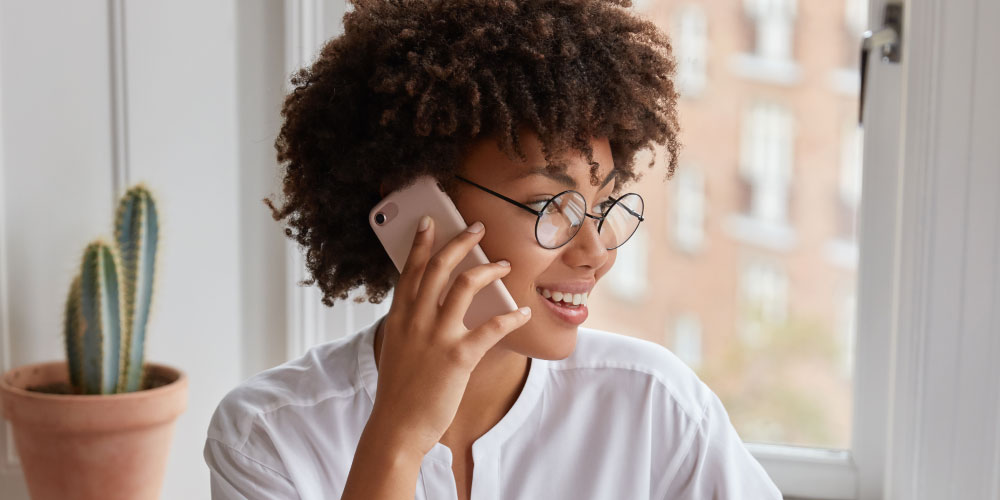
top-left (503, 251), bottom-right (556, 294)
top-left (476, 222), bottom-right (552, 291)
top-left (481, 240), bottom-right (554, 297)
top-left (595, 249), bottom-right (617, 281)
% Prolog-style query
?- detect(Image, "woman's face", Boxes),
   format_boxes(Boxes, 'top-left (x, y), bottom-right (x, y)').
top-left (452, 130), bottom-right (619, 360)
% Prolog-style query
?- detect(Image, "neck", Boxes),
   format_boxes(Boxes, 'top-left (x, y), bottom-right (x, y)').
top-left (373, 318), bottom-right (531, 447)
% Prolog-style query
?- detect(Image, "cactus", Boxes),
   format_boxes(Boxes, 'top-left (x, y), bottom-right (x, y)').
top-left (63, 184), bottom-right (160, 395)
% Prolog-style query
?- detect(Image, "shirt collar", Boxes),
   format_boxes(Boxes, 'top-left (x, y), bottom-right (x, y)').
top-left (356, 312), bottom-right (548, 464)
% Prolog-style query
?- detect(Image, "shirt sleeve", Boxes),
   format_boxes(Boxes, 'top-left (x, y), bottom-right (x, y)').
top-left (654, 392), bottom-right (783, 500)
top-left (204, 437), bottom-right (301, 500)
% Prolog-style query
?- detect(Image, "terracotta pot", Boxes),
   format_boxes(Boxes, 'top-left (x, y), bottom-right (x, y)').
top-left (0, 361), bottom-right (188, 500)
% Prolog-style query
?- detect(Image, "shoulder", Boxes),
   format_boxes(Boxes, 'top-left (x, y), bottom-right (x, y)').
top-left (206, 329), bottom-right (366, 450)
top-left (547, 325), bottom-right (715, 423)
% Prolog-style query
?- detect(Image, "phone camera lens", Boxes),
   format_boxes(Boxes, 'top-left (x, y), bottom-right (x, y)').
top-left (374, 212), bottom-right (387, 225)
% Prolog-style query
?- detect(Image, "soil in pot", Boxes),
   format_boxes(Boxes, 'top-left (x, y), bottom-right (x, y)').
top-left (24, 369), bottom-right (174, 394)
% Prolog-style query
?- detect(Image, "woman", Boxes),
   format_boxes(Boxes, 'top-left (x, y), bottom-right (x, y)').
top-left (205, 0), bottom-right (781, 498)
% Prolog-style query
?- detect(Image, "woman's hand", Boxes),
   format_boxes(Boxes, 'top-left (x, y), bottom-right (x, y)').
top-left (368, 215), bottom-right (531, 458)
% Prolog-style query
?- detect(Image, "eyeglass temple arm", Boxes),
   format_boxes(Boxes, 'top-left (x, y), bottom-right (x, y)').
top-left (457, 175), bottom-right (645, 222)
top-left (454, 176), bottom-right (543, 216)
top-left (624, 206), bottom-right (644, 221)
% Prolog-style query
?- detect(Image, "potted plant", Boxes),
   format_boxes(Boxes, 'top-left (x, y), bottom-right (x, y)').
top-left (0, 184), bottom-right (187, 500)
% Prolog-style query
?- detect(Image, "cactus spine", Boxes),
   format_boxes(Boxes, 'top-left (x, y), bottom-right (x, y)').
top-left (63, 184), bottom-right (159, 395)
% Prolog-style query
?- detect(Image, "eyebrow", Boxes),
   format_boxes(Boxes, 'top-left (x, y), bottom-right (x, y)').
top-left (512, 166), bottom-right (618, 191)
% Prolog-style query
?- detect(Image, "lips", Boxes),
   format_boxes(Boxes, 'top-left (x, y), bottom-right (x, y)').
top-left (537, 287), bottom-right (588, 325)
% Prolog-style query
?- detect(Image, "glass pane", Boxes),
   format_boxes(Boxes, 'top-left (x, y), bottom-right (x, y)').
top-left (586, 0), bottom-right (867, 449)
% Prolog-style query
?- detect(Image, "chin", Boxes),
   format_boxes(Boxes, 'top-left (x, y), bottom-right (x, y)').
top-left (501, 321), bottom-right (580, 360)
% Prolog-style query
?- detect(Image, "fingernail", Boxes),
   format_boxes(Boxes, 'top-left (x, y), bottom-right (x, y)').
top-left (465, 221), bottom-right (484, 233)
top-left (518, 306), bottom-right (531, 316)
top-left (418, 215), bottom-right (431, 232)
top-left (496, 260), bottom-right (510, 267)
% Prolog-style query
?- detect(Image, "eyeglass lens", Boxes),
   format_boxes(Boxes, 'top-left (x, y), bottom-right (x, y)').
top-left (535, 192), bottom-right (644, 250)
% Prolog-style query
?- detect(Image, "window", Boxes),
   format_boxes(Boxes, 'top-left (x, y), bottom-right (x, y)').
top-left (671, 164), bottom-right (705, 254)
top-left (739, 259), bottom-right (788, 344)
top-left (629, 0), bottom-right (652, 13)
top-left (605, 225), bottom-right (648, 302)
top-left (732, 0), bottom-right (801, 85)
top-left (739, 100), bottom-right (794, 227)
top-left (674, 5), bottom-right (708, 98)
top-left (294, 0), bottom-right (945, 496)
top-left (672, 313), bottom-right (703, 370)
top-left (743, 0), bottom-right (797, 61)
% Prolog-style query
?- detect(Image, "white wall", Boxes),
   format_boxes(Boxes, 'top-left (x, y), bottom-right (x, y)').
top-left (0, 1), bottom-right (287, 498)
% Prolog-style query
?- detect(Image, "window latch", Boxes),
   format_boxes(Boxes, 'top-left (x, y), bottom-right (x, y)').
top-left (859, 1), bottom-right (904, 125)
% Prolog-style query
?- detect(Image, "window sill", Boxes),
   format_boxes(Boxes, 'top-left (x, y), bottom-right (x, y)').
top-left (729, 53), bottom-right (802, 86)
top-left (747, 442), bottom-right (857, 499)
top-left (724, 214), bottom-right (797, 252)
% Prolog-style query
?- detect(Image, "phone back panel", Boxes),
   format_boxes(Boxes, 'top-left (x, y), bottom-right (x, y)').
top-left (369, 175), bottom-right (518, 330)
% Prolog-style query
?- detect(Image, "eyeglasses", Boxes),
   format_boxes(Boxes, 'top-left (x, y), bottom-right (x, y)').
top-left (454, 175), bottom-right (644, 250)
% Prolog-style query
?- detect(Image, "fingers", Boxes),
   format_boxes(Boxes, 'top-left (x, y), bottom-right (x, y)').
top-left (438, 260), bottom-right (512, 325)
top-left (464, 306), bottom-right (532, 357)
top-left (395, 215), bottom-right (434, 306)
top-left (414, 221), bottom-right (487, 312)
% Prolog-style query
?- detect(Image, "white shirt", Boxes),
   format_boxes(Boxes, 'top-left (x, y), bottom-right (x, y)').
top-left (204, 313), bottom-right (781, 499)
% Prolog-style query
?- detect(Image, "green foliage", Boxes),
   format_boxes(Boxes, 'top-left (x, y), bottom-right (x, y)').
top-left (700, 305), bottom-right (850, 448)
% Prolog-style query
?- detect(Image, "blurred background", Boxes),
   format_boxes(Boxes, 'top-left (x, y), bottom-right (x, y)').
top-left (588, 0), bottom-right (866, 451)
top-left (1, 1), bottom-right (997, 499)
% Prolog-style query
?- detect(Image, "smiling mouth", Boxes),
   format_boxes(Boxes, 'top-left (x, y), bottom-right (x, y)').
top-left (535, 287), bottom-right (588, 308)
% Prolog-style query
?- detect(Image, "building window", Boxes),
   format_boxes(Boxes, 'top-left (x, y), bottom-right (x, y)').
top-left (630, 0), bottom-right (652, 12)
top-left (739, 100), bottom-right (795, 226)
top-left (672, 164), bottom-right (706, 254)
top-left (606, 225), bottom-right (648, 302)
top-left (672, 313), bottom-right (703, 370)
top-left (740, 259), bottom-right (789, 343)
top-left (674, 5), bottom-right (708, 98)
top-left (743, 0), bottom-right (797, 61)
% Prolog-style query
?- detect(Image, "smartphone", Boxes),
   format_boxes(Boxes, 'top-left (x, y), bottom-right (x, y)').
top-left (369, 175), bottom-right (519, 330)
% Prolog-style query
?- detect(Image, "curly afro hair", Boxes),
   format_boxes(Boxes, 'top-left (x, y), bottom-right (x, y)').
top-left (265, 0), bottom-right (681, 307)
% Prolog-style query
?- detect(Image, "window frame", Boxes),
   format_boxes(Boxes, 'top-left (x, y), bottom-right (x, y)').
top-left (281, 1), bottom-right (914, 499)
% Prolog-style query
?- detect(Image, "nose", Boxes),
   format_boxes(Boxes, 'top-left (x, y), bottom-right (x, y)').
top-left (562, 215), bottom-right (609, 269)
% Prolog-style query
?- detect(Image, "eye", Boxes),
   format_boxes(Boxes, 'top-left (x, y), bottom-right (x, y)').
top-left (527, 198), bottom-right (557, 213)
top-left (594, 197), bottom-right (616, 214)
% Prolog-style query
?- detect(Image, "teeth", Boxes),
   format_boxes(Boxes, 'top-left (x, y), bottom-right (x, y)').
top-left (537, 287), bottom-right (589, 306)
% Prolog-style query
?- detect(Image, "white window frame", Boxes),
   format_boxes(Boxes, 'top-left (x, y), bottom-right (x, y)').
top-left (739, 99), bottom-right (794, 227)
top-left (743, 0), bottom-right (797, 61)
top-left (671, 312), bottom-right (703, 370)
top-left (671, 163), bottom-right (706, 254)
top-left (674, 4), bottom-right (708, 98)
top-left (738, 258), bottom-right (789, 346)
top-left (606, 225), bottom-right (649, 302)
top-left (283, 1), bottom-right (1000, 499)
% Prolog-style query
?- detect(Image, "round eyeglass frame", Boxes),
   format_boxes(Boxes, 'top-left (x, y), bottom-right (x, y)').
top-left (453, 175), bottom-right (645, 250)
